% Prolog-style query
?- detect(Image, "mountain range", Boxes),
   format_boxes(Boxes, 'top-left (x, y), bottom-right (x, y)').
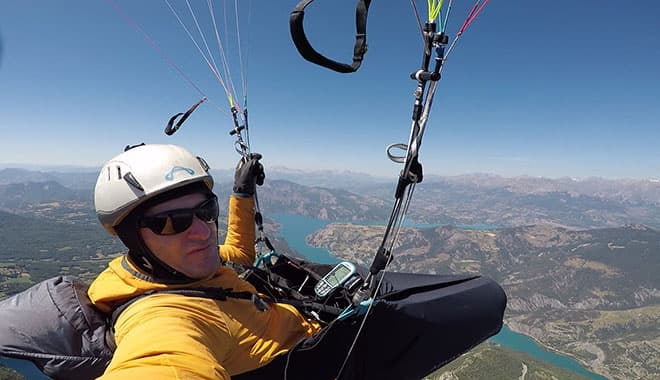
top-left (2, 167), bottom-right (659, 229)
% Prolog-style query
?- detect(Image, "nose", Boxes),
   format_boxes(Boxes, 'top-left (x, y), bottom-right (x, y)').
top-left (186, 215), bottom-right (214, 239)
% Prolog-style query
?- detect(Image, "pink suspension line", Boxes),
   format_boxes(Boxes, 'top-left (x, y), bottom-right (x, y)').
top-left (164, 0), bottom-right (236, 111)
top-left (105, 0), bottom-right (208, 102)
top-left (458, 0), bottom-right (489, 37)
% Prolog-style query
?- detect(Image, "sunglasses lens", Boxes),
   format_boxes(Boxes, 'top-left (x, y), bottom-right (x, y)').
top-left (168, 213), bottom-right (195, 234)
top-left (140, 196), bottom-right (218, 235)
top-left (143, 216), bottom-right (168, 234)
top-left (194, 198), bottom-right (219, 223)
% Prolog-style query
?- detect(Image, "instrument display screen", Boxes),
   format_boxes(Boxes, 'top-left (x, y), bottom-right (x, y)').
top-left (325, 264), bottom-right (352, 286)
top-left (314, 262), bottom-right (357, 298)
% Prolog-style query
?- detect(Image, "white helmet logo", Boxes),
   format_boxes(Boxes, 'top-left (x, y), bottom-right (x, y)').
top-left (165, 166), bottom-right (195, 181)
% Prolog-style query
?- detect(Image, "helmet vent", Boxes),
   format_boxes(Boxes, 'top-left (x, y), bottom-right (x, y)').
top-left (197, 156), bottom-right (210, 172)
top-left (123, 172), bottom-right (144, 191)
top-left (116, 166), bottom-right (122, 180)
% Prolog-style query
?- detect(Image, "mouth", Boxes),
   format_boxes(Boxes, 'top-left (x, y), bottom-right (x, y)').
top-left (187, 244), bottom-right (212, 256)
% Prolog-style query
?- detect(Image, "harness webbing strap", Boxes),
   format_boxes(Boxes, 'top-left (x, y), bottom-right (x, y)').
top-left (290, 0), bottom-right (371, 73)
top-left (109, 279), bottom-right (345, 344)
top-left (110, 288), bottom-right (266, 331)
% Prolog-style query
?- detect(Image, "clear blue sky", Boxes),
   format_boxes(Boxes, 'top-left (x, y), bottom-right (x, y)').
top-left (1, 1), bottom-right (658, 179)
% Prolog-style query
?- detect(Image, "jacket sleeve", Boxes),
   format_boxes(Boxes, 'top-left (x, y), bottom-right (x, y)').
top-left (99, 297), bottom-right (233, 380)
top-left (219, 195), bottom-right (256, 266)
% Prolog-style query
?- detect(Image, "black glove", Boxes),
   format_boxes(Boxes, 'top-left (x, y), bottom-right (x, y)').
top-left (233, 153), bottom-right (265, 195)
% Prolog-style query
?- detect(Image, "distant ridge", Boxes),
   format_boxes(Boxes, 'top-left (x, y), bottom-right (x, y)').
top-left (1, 167), bottom-right (658, 229)
top-left (0, 164), bottom-right (98, 172)
top-left (0, 181), bottom-right (94, 212)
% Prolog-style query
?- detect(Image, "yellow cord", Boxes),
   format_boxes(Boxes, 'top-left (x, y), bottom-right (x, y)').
top-left (427, 0), bottom-right (443, 22)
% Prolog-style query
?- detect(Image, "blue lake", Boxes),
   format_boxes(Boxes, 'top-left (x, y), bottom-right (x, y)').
top-left (0, 356), bottom-right (49, 380)
top-left (272, 213), bottom-right (340, 264)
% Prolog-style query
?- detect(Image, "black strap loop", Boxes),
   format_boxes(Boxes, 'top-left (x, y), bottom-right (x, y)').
top-left (290, 0), bottom-right (371, 73)
top-left (165, 97), bottom-right (207, 135)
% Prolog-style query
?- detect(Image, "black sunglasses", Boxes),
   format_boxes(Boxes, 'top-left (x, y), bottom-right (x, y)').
top-left (139, 195), bottom-right (219, 235)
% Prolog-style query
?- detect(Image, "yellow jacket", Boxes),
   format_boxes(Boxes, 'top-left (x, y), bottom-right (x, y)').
top-left (88, 196), bottom-right (320, 379)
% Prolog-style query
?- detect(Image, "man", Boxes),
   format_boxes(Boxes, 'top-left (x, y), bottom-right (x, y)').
top-left (88, 143), bottom-right (320, 379)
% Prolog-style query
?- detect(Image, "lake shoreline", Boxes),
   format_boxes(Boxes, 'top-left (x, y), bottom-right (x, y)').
top-left (503, 322), bottom-right (609, 379)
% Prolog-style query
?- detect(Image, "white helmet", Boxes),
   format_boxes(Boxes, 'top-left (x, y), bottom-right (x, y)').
top-left (95, 144), bottom-right (214, 235)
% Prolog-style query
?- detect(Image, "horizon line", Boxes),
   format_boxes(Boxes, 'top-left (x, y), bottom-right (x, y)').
top-left (0, 163), bottom-right (658, 182)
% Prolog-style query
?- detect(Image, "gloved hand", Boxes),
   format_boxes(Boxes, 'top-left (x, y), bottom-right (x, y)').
top-left (233, 153), bottom-right (265, 196)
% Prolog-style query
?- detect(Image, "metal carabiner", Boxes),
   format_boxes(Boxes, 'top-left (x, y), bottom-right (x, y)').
top-left (234, 139), bottom-right (249, 157)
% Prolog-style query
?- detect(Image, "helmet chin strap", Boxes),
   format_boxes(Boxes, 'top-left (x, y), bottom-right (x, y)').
top-left (127, 245), bottom-right (195, 285)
